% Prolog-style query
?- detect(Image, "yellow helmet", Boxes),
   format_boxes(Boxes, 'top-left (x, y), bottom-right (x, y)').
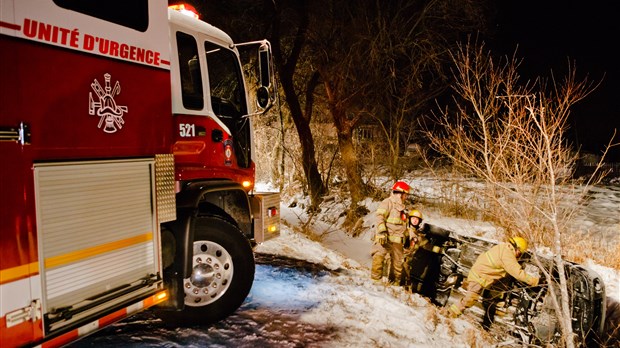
top-left (509, 236), bottom-right (528, 253)
top-left (407, 210), bottom-right (423, 228)
top-left (408, 210), bottom-right (423, 219)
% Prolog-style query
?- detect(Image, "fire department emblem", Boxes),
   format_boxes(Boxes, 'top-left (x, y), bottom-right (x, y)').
top-left (89, 73), bottom-right (128, 133)
top-left (223, 139), bottom-right (233, 166)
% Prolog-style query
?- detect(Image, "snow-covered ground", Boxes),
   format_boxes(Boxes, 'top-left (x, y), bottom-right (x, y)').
top-left (254, 225), bottom-right (497, 347)
top-left (72, 172), bottom-right (619, 347)
top-left (263, 174), bottom-right (620, 301)
top-left (251, 183), bottom-right (618, 346)
top-left (249, 171), bottom-right (620, 347)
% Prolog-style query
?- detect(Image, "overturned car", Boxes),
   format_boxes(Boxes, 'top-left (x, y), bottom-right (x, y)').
top-left (402, 224), bottom-right (607, 346)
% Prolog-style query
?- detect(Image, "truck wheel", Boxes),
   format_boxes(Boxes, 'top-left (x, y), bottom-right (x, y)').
top-left (159, 215), bottom-right (255, 325)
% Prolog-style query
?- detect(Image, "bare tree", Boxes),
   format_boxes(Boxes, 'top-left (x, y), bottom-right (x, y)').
top-left (201, 0), bottom-right (493, 212)
top-left (427, 41), bottom-right (613, 347)
top-left (365, 0), bottom-right (470, 180)
top-left (309, 0), bottom-right (493, 212)
top-left (198, 0), bottom-right (327, 208)
top-left (266, 0), bottom-right (328, 208)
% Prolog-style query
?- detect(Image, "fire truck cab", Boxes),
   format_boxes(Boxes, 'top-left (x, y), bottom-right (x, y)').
top-left (0, 1), bottom-right (278, 347)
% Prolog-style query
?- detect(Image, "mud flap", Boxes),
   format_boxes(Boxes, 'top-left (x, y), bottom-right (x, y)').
top-left (157, 208), bottom-right (194, 311)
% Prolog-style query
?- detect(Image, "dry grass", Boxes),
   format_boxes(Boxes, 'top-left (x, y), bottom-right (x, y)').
top-left (464, 327), bottom-right (491, 348)
top-left (562, 232), bottom-right (620, 271)
top-left (424, 306), bottom-right (440, 328)
top-left (414, 167), bottom-right (620, 272)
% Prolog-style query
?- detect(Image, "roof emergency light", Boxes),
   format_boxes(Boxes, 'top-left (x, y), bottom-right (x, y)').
top-left (169, 4), bottom-right (199, 19)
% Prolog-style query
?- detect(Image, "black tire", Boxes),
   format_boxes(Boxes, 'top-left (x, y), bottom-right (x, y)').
top-left (158, 215), bottom-right (255, 325)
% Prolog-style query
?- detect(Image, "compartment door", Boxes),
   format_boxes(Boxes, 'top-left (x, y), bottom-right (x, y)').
top-left (34, 159), bottom-right (161, 332)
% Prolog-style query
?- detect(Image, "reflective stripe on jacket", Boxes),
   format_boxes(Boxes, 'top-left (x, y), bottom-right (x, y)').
top-left (376, 194), bottom-right (407, 237)
top-left (467, 242), bottom-right (538, 288)
top-left (388, 235), bottom-right (405, 244)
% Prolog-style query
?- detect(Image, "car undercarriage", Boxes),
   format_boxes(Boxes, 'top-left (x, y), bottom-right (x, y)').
top-left (401, 224), bottom-right (607, 346)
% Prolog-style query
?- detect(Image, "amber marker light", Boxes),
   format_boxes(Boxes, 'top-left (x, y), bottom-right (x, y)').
top-left (156, 291), bottom-right (168, 302)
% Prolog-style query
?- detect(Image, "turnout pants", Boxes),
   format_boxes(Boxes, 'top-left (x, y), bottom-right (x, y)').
top-left (371, 240), bottom-right (404, 282)
top-left (448, 278), bottom-right (510, 330)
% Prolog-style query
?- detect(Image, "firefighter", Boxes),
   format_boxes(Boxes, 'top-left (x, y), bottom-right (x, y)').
top-left (371, 181), bottom-right (411, 284)
top-left (405, 210), bottom-right (426, 253)
top-left (447, 236), bottom-right (540, 329)
top-left (402, 209), bottom-right (426, 288)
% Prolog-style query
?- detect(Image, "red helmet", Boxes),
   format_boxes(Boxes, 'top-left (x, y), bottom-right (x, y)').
top-left (392, 181), bottom-right (411, 194)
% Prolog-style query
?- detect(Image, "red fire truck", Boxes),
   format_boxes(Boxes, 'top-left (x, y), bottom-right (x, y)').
top-left (0, 1), bottom-right (280, 347)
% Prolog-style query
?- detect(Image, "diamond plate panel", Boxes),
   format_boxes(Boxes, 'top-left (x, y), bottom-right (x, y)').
top-left (155, 154), bottom-right (176, 223)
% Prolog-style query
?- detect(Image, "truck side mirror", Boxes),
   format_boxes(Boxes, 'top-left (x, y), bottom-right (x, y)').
top-left (257, 42), bottom-right (272, 109)
top-left (258, 42), bottom-right (271, 88)
top-left (256, 86), bottom-right (270, 109)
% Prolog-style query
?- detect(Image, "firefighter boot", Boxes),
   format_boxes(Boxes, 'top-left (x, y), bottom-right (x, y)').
top-left (371, 255), bottom-right (385, 282)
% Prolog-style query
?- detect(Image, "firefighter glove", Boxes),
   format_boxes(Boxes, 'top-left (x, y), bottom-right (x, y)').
top-left (376, 232), bottom-right (388, 246)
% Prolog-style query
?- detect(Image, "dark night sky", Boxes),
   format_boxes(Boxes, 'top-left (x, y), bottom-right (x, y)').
top-left (494, 1), bottom-right (620, 161)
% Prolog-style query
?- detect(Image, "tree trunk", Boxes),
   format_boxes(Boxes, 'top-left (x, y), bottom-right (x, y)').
top-left (554, 225), bottom-right (576, 348)
top-left (326, 84), bottom-right (365, 207)
top-left (337, 130), bottom-right (365, 205)
top-left (280, 74), bottom-right (326, 207)
top-left (267, 0), bottom-right (326, 208)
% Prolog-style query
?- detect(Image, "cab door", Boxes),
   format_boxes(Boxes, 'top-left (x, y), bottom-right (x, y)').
top-left (0, 1), bottom-right (40, 345)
